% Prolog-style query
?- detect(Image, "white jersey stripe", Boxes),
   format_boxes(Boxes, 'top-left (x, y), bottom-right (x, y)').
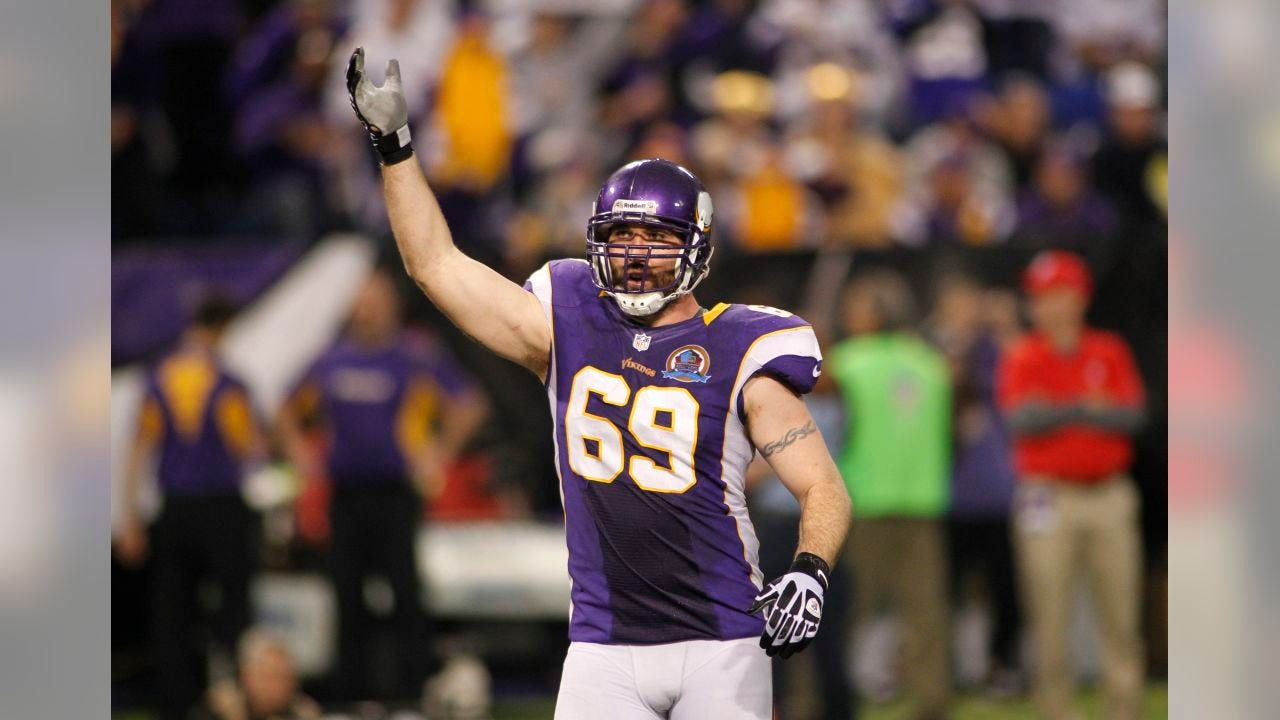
top-left (527, 262), bottom-right (554, 325)
top-left (729, 327), bottom-right (823, 420)
top-left (720, 325), bottom-right (821, 590)
top-left (529, 262), bottom-right (573, 616)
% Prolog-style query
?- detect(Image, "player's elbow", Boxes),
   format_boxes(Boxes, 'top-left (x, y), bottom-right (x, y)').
top-left (823, 475), bottom-right (853, 523)
top-left (834, 480), bottom-right (853, 521)
top-left (402, 244), bottom-right (456, 292)
top-left (399, 255), bottom-right (422, 285)
top-left (805, 472), bottom-right (851, 516)
top-left (405, 259), bottom-right (437, 294)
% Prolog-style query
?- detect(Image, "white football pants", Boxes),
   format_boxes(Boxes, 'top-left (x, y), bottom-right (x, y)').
top-left (554, 637), bottom-right (771, 720)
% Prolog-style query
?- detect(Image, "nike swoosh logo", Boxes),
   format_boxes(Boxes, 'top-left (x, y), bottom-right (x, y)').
top-left (812, 365), bottom-right (821, 378)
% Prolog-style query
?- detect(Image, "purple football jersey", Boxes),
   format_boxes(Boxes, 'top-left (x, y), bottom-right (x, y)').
top-left (144, 357), bottom-right (253, 497)
top-left (525, 259), bottom-right (822, 644)
top-left (292, 330), bottom-right (474, 486)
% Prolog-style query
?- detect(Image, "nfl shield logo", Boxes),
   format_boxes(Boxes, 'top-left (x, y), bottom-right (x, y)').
top-left (633, 332), bottom-right (652, 352)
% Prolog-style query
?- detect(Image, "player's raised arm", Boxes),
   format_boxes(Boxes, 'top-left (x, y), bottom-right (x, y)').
top-left (346, 48), bottom-right (551, 378)
top-left (742, 374), bottom-right (851, 658)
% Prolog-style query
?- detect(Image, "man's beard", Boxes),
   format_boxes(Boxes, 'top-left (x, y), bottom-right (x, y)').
top-left (612, 262), bottom-right (677, 292)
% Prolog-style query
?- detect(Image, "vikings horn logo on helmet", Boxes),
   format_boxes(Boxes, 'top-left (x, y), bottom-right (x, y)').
top-left (695, 191), bottom-right (713, 232)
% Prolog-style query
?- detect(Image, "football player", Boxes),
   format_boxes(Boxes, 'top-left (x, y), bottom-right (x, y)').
top-left (347, 48), bottom-right (852, 719)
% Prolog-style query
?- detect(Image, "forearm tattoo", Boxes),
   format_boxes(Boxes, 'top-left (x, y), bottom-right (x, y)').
top-left (760, 421), bottom-right (817, 458)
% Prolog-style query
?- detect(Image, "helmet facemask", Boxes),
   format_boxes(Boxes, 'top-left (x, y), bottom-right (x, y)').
top-left (586, 194), bottom-right (715, 318)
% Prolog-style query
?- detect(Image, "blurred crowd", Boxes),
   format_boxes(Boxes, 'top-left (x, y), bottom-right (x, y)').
top-left (112, 0), bottom-right (1167, 718)
top-left (112, 0), bottom-right (1166, 269)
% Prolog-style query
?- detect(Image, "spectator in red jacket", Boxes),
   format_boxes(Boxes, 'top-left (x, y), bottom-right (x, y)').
top-left (997, 250), bottom-right (1146, 720)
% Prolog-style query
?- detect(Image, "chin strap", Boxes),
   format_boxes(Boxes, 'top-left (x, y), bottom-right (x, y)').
top-left (613, 291), bottom-right (672, 317)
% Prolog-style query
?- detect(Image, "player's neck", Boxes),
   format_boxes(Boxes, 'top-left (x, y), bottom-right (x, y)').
top-left (642, 293), bottom-right (701, 328)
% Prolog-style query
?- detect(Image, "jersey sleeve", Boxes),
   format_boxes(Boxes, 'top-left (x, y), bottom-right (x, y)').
top-left (524, 260), bottom-right (595, 383)
top-left (731, 323), bottom-right (824, 423)
top-left (523, 261), bottom-right (555, 326)
top-left (526, 258), bottom-right (596, 309)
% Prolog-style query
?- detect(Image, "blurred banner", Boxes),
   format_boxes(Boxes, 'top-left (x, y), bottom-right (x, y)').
top-left (111, 240), bottom-right (303, 366)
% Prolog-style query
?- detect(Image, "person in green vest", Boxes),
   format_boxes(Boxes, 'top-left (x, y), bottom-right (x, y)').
top-left (829, 269), bottom-right (953, 720)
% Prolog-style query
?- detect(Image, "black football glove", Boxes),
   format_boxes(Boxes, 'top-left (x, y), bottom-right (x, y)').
top-left (346, 47), bottom-right (413, 165)
top-left (748, 552), bottom-right (830, 658)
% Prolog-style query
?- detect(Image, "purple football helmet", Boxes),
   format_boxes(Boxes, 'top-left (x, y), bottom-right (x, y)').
top-left (587, 158), bottom-right (715, 317)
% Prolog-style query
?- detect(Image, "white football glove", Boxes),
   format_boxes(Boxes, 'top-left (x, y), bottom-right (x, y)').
top-left (345, 47), bottom-right (412, 165)
top-left (748, 552), bottom-right (830, 658)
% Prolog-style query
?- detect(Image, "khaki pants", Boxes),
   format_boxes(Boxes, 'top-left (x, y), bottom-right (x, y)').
top-left (1013, 476), bottom-right (1144, 720)
top-left (848, 517), bottom-right (951, 720)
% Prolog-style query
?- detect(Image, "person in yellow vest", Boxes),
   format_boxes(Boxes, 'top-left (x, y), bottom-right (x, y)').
top-left (427, 14), bottom-right (512, 193)
top-left (421, 13), bottom-right (514, 266)
top-left (735, 145), bottom-right (811, 252)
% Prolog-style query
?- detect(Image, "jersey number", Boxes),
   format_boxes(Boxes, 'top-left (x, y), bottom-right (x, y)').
top-left (565, 367), bottom-right (700, 493)
top-left (746, 304), bottom-right (792, 318)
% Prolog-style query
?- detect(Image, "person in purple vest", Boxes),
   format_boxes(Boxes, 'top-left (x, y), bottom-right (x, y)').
top-left (115, 295), bottom-right (266, 720)
top-left (279, 268), bottom-right (487, 702)
top-left (345, 48), bottom-right (853, 719)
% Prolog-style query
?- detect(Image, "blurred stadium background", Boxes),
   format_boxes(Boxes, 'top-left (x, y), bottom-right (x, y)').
top-left (110, 0), bottom-right (1167, 717)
